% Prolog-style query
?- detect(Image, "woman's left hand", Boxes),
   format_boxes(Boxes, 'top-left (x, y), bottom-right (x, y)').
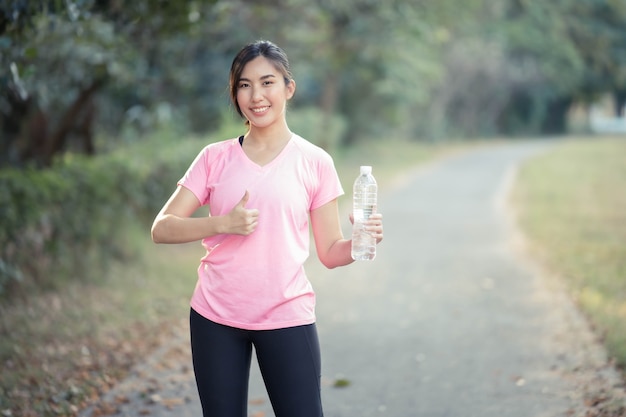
top-left (366, 213), bottom-right (384, 244)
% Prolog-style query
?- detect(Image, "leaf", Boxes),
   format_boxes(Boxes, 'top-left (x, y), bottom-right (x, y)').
top-left (161, 397), bottom-right (186, 407)
top-left (249, 398), bottom-right (265, 405)
top-left (333, 377), bottom-right (351, 388)
top-left (24, 46), bottom-right (38, 59)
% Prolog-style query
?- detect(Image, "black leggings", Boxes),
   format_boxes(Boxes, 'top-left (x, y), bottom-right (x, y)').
top-left (189, 308), bottom-right (324, 417)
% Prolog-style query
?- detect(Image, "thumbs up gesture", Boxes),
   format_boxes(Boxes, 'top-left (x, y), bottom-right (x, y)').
top-left (224, 190), bottom-right (259, 235)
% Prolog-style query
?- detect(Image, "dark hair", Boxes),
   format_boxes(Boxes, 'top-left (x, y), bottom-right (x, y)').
top-left (229, 40), bottom-right (293, 120)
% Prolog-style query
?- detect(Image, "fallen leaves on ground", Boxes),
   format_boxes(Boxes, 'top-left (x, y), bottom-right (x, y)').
top-left (1, 319), bottom-right (182, 417)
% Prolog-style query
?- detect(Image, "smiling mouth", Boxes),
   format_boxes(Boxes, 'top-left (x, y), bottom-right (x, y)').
top-left (251, 106), bottom-right (269, 113)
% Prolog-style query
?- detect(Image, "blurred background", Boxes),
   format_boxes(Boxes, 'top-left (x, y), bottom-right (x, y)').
top-left (1, 1), bottom-right (625, 416)
top-left (2, 0), bottom-right (625, 167)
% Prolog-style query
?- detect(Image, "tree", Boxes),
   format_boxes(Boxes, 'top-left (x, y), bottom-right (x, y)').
top-left (498, 0), bottom-right (626, 134)
top-left (308, 0), bottom-right (454, 145)
top-left (1, 4), bottom-right (121, 167)
top-left (0, 0), bottom-right (204, 167)
top-left (567, 0), bottom-right (626, 117)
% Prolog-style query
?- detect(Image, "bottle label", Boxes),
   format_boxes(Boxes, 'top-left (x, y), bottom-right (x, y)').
top-left (354, 205), bottom-right (375, 220)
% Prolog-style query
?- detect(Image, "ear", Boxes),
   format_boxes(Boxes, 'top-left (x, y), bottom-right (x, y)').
top-left (286, 79), bottom-right (296, 100)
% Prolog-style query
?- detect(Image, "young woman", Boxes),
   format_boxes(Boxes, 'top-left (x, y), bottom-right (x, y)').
top-left (151, 40), bottom-right (384, 417)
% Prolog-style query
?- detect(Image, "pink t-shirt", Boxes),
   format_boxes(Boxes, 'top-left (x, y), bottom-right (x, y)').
top-left (178, 134), bottom-right (344, 330)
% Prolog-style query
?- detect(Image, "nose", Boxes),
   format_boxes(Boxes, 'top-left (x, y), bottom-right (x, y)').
top-left (251, 86), bottom-right (263, 102)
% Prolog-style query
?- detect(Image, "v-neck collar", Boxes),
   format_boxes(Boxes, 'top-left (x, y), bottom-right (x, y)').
top-left (237, 134), bottom-right (294, 169)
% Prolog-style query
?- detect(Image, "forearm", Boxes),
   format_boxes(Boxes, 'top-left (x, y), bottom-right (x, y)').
top-left (151, 214), bottom-right (224, 244)
top-left (318, 238), bottom-right (354, 269)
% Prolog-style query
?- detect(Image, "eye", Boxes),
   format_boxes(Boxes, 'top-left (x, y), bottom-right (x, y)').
top-left (263, 80), bottom-right (274, 86)
top-left (238, 82), bottom-right (250, 88)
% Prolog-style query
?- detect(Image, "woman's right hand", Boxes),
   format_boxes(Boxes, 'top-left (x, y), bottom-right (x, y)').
top-left (223, 191), bottom-right (259, 235)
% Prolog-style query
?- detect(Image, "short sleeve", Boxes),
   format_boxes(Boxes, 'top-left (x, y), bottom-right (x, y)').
top-left (178, 146), bottom-right (211, 205)
top-left (310, 151), bottom-right (344, 211)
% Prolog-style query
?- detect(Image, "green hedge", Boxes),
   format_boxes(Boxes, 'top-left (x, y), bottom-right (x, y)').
top-left (0, 138), bottom-right (203, 298)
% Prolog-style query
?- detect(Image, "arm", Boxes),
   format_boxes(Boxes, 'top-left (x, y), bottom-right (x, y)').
top-left (151, 186), bottom-right (259, 244)
top-left (311, 199), bottom-right (384, 269)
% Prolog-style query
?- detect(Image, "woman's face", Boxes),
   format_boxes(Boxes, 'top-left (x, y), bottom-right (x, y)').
top-left (236, 56), bottom-right (295, 130)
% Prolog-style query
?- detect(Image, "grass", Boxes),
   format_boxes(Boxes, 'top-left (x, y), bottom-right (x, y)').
top-left (0, 135), bottom-right (463, 417)
top-left (512, 135), bottom-right (626, 372)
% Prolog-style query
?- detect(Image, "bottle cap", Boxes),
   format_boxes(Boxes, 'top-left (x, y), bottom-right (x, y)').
top-left (360, 166), bottom-right (372, 175)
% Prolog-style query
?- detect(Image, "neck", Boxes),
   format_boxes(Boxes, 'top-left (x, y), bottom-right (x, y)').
top-left (245, 121), bottom-right (292, 148)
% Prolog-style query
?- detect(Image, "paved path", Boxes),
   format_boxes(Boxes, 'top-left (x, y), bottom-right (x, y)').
top-left (81, 140), bottom-right (624, 417)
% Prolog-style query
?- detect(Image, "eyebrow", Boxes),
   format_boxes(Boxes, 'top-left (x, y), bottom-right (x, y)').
top-left (238, 74), bottom-right (277, 82)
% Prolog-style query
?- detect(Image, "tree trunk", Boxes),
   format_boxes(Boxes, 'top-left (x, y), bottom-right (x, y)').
top-left (318, 71), bottom-right (340, 150)
top-left (614, 88), bottom-right (626, 118)
top-left (43, 79), bottom-right (104, 166)
top-left (541, 96), bottom-right (572, 135)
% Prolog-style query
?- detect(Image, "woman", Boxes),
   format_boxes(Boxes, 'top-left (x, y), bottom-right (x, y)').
top-left (151, 40), bottom-right (384, 417)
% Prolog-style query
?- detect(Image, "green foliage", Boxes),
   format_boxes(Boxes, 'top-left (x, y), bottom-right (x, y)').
top-left (498, 0), bottom-right (626, 133)
top-left (3, 0), bottom-right (626, 156)
top-left (0, 136), bottom-right (204, 298)
top-left (1, 160), bottom-right (121, 295)
top-left (1, 6), bottom-right (134, 106)
top-left (504, 1), bottom-right (586, 94)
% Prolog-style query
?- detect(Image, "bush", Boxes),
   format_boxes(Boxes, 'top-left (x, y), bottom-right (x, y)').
top-left (0, 137), bottom-right (204, 299)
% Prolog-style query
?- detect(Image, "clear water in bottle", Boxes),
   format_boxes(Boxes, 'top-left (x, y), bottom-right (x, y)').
top-left (351, 165), bottom-right (377, 261)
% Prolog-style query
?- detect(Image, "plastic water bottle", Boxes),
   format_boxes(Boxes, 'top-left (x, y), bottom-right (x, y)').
top-left (351, 165), bottom-right (377, 260)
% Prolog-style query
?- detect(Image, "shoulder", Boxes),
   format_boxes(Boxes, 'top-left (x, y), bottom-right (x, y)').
top-left (195, 137), bottom-right (240, 162)
top-left (290, 134), bottom-right (334, 164)
top-left (184, 138), bottom-right (240, 176)
top-left (201, 137), bottom-right (239, 153)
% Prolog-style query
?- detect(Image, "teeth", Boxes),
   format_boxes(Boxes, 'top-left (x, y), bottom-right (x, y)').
top-left (252, 107), bottom-right (269, 113)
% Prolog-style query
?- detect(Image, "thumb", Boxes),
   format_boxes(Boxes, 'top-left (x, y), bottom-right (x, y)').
top-left (238, 190), bottom-right (250, 207)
